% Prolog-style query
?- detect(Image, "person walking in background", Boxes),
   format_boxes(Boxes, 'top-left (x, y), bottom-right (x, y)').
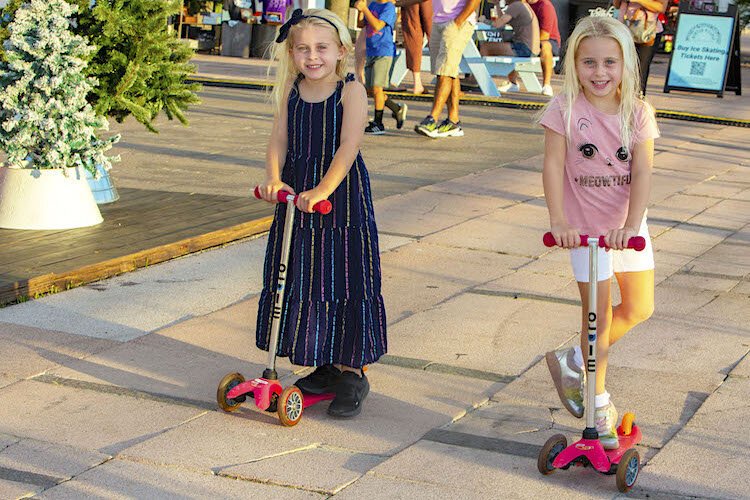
top-left (478, 0), bottom-right (539, 93)
top-left (355, 0), bottom-right (408, 134)
top-left (613, 0), bottom-right (668, 95)
top-left (398, 0), bottom-right (433, 94)
top-left (527, 0), bottom-right (560, 96)
top-left (411, 0), bottom-right (481, 138)
top-left (539, 16), bottom-right (658, 448)
top-left (258, 8), bottom-right (387, 418)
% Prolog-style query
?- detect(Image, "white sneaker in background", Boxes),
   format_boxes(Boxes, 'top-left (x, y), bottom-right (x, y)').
top-left (498, 81), bottom-right (520, 93)
top-left (541, 84), bottom-right (554, 96)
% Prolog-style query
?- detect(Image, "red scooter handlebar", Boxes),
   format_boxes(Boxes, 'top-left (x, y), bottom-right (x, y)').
top-left (253, 186), bottom-right (332, 215)
top-left (543, 232), bottom-right (646, 251)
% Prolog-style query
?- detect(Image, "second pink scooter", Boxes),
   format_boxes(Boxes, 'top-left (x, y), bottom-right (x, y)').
top-left (537, 232), bottom-right (645, 493)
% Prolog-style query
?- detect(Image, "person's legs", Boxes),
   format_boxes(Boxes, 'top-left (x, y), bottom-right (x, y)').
top-left (609, 270), bottom-right (654, 344)
top-left (539, 40), bottom-right (553, 87)
top-left (355, 29), bottom-right (366, 84)
top-left (402, 3), bottom-right (424, 94)
top-left (635, 40), bottom-right (658, 95)
top-left (429, 75), bottom-right (453, 120)
top-left (373, 87), bottom-right (385, 116)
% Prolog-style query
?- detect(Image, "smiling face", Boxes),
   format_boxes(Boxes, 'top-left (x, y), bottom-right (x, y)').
top-left (575, 36), bottom-right (624, 104)
top-left (289, 25), bottom-right (345, 83)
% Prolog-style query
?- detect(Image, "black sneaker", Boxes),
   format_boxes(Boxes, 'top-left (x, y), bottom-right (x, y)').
top-left (392, 103), bottom-right (408, 129)
top-left (327, 371), bottom-right (370, 418)
top-left (434, 118), bottom-right (464, 138)
top-left (414, 115), bottom-right (439, 138)
top-left (365, 121), bottom-right (386, 135)
top-left (295, 364), bottom-right (342, 395)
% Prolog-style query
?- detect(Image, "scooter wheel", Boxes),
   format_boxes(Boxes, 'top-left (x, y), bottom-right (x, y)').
top-left (277, 386), bottom-right (304, 427)
top-left (217, 372), bottom-right (245, 412)
top-left (616, 448), bottom-right (640, 493)
top-left (537, 434), bottom-right (567, 475)
top-left (620, 412), bottom-right (635, 436)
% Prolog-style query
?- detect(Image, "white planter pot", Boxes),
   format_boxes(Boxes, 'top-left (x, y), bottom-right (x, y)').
top-left (0, 166), bottom-right (103, 230)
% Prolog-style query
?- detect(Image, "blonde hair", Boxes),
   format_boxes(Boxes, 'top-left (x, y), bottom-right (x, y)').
top-left (269, 9), bottom-right (353, 115)
top-left (542, 15), bottom-right (645, 148)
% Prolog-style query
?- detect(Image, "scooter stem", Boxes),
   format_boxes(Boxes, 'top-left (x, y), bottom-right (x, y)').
top-left (265, 193), bottom-right (297, 378)
top-left (584, 236), bottom-right (599, 438)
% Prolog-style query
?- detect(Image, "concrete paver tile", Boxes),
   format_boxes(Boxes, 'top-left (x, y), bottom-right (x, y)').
top-left (637, 377), bottom-right (750, 499)
top-left (37, 458), bottom-right (322, 499)
top-left (381, 242), bottom-right (531, 323)
top-left (366, 440), bottom-right (612, 498)
top-left (387, 294), bottom-right (579, 375)
top-left (479, 269), bottom-right (578, 300)
top-left (0, 380), bottom-right (203, 455)
top-left (48, 298), bottom-right (303, 407)
top-left (374, 189), bottom-right (507, 238)
top-left (0, 322), bottom-right (117, 389)
top-left (0, 479), bottom-right (36, 499)
top-left (222, 447), bottom-right (384, 494)
top-left (495, 361), bottom-right (719, 451)
top-left (649, 193), bottom-right (722, 224)
top-left (122, 364), bottom-right (497, 460)
top-left (421, 203), bottom-right (551, 258)
top-left (0, 439), bottom-right (108, 482)
top-left (687, 199), bottom-right (750, 232)
top-left (333, 472), bottom-right (459, 500)
top-left (425, 165), bottom-right (543, 201)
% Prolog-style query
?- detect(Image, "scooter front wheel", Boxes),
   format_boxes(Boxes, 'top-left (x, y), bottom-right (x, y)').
top-left (217, 372), bottom-right (246, 412)
top-left (537, 434), bottom-right (567, 475)
top-left (616, 448), bottom-right (640, 493)
top-left (278, 385), bottom-right (304, 426)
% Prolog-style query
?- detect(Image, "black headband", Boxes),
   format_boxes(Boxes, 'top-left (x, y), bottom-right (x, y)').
top-left (276, 9), bottom-right (340, 43)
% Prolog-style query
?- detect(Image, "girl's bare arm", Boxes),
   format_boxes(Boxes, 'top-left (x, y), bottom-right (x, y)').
top-left (258, 83), bottom-right (295, 201)
top-left (542, 128), bottom-right (579, 247)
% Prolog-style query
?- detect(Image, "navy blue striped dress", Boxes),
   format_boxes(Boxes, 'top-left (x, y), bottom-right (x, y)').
top-left (256, 74), bottom-right (387, 369)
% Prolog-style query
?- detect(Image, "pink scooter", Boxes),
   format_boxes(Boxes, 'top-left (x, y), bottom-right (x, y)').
top-left (216, 187), bottom-right (333, 426)
top-left (537, 232), bottom-right (645, 493)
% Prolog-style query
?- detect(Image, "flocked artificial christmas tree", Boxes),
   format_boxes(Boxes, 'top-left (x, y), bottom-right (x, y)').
top-left (1, 0), bottom-right (201, 133)
top-left (0, 0), bottom-right (117, 229)
top-left (0, 0), bottom-right (118, 174)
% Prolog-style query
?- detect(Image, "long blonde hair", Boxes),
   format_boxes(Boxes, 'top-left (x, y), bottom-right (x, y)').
top-left (269, 9), bottom-right (353, 116)
top-left (547, 15), bottom-right (643, 148)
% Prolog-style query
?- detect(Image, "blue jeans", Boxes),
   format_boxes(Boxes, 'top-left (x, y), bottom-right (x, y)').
top-left (511, 42), bottom-right (533, 57)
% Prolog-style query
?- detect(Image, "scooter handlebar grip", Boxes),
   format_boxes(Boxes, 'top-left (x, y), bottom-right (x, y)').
top-left (312, 200), bottom-right (333, 215)
top-left (254, 186), bottom-right (332, 215)
top-left (543, 232), bottom-right (646, 251)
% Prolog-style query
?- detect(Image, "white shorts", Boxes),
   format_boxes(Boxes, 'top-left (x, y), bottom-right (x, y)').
top-left (569, 218), bottom-right (654, 283)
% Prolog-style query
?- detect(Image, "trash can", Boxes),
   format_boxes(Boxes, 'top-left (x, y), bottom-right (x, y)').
top-left (221, 21), bottom-right (253, 57)
top-left (568, 0), bottom-right (610, 34)
top-left (251, 23), bottom-right (278, 59)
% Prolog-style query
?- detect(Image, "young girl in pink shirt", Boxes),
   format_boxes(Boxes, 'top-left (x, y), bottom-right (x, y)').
top-left (538, 15), bottom-right (659, 450)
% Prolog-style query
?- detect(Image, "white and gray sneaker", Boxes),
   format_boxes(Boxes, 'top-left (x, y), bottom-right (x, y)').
top-left (545, 346), bottom-right (584, 418)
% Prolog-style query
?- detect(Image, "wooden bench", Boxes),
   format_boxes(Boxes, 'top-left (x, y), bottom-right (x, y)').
top-left (389, 25), bottom-right (559, 97)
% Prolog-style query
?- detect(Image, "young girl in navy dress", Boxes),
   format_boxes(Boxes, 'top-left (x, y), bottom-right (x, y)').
top-left (255, 9), bottom-right (386, 418)
top-left (539, 16), bottom-right (659, 449)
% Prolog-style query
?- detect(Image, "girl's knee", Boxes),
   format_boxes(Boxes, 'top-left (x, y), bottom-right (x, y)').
top-left (622, 301), bottom-right (654, 326)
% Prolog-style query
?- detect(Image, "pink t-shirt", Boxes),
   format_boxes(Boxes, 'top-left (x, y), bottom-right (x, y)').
top-left (432, 0), bottom-right (477, 25)
top-left (539, 93), bottom-right (659, 236)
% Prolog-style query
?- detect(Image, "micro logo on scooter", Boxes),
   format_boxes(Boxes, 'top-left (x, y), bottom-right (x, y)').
top-left (575, 443), bottom-right (594, 451)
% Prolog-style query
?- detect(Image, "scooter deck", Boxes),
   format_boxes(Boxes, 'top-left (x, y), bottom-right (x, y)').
top-left (606, 424), bottom-right (642, 465)
top-left (553, 424), bottom-right (642, 473)
top-left (302, 392), bottom-right (335, 408)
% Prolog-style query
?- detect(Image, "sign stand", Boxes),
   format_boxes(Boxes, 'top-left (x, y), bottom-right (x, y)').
top-left (663, 0), bottom-right (741, 98)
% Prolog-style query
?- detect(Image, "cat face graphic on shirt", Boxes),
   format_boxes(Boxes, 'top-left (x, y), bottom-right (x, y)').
top-left (573, 117), bottom-right (632, 188)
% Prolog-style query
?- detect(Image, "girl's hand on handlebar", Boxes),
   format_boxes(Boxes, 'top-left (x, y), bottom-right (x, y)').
top-left (606, 226), bottom-right (638, 250)
top-left (549, 223), bottom-right (581, 248)
top-left (257, 180), bottom-right (295, 203)
top-left (296, 187), bottom-right (330, 214)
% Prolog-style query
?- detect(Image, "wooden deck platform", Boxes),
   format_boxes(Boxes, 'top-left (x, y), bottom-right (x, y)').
top-left (0, 187), bottom-right (274, 305)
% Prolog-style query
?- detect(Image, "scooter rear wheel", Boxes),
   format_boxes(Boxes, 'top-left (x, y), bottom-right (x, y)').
top-left (217, 372), bottom-right (246, 412)
top-left (616, 448), bottom-right (640, 493)
top-left (537, 434), bottom-right (567, 475)
top-left (278, 386), bottom-right (304, 426)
